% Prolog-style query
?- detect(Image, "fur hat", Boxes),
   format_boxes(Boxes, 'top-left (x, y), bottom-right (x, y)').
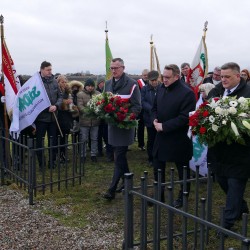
top-left (69, 80), bottom-right (84, 91)
top-left (147, 70), bottom-right (159, 81)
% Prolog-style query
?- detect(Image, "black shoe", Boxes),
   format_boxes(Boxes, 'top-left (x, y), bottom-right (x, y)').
top-left (60, 153), bottom-right (66, 163)
top-left (91, 156), bottom-right (97, 162)
top-left (103, 191), bottom-right (115, 200)
top-left (173, 198), bottom-right (183, 208)
top-left (116, 185), bottom-right (124, 193)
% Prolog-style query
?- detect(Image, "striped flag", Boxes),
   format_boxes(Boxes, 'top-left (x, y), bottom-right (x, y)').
top-left (2, 39), bottom-right (21, 117)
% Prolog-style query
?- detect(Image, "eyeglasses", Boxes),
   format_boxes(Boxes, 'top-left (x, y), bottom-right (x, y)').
top-left (110, 66), bottom-right (123, 70)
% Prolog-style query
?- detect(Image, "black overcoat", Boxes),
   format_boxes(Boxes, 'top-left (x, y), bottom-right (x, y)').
top-left (152, 80), bottom-right (196, 162)
top-left (207, 79), bottom-right (250, 178)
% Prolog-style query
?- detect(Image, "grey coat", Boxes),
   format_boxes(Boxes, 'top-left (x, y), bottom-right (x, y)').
top-left (36, 74), bottom-right (62, 123)
top-left (105, 73), bottom-right (141, 146)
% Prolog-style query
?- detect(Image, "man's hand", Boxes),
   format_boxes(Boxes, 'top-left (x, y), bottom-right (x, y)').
top-left (1, 96), bottom-right (5, 103)
top-left (49, 105), bottom-right (57, 112)
top-left (153, 119), bottom-right (163, 132)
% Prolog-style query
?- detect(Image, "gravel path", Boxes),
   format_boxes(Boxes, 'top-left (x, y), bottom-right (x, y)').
top-left (0, 185), bottom-right (124, 250)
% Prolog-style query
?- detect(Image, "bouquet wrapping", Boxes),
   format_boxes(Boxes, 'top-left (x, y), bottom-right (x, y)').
top-left (84, 92), bottom-right (138, 129)
top-left (189, 96), bottom-right (250, 147)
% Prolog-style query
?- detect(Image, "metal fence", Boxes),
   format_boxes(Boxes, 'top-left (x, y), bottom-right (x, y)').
top-left (123, 167), bottom-right (250, 250)
top-left (0, 130), bottom-right (84, 205)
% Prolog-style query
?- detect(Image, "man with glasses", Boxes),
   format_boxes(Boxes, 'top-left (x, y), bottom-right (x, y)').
top-left (203, 66), bottom-right (221, 85)
top-left (152, 64), bottom-right (196, 207)
top-left (207, 62), bottom-right (250, 231)
top-left (103, 58), bottom-right (141, 200)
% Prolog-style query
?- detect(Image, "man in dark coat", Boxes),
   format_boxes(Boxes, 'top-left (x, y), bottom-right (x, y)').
top-left (103, 58), bottom-right (141, 200)
top-left (152, 64), bottom-right (196, 207)
top-left (35, 61), bottom-right (62, 169)
top-left (207, 62), bottom-right (250, 230)
top-left (141, 70), bottom-right (160, 166)
top-left (203, 66), bottom-right (221, 86)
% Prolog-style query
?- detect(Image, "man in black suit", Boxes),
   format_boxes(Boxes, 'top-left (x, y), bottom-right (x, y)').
top-left (180, 62), bottom-right (190, 84)
top-left (203, 66), bottom-right (221, 85)
top-left (152, 64), bottom-right (196, 207)
top-left (207, 62), bottom-right (250, 231)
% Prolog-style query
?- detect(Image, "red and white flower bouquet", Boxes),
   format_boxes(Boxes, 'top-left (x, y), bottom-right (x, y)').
top-left (85, 92), bottom-right (138, 129)
top-left (189, 96), bottom-right (250, 147)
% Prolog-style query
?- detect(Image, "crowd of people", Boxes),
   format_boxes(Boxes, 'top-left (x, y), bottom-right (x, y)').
top-left (1, 59), bottom-right (250, 233)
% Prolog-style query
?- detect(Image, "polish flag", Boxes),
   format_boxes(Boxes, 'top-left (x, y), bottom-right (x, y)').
top-left (2, 39), bottom-right (21, 117)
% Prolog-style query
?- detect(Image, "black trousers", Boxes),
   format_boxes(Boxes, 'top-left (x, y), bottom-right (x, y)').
top-left (217, 175), bottom-right (248, 228)
top-left (35, 121), bottom-right (57, 166)
top-left (108, 146), bottom-right (129, 193)
top-left (146, 126), bottom-right (157, 162)
top-left (137, 117), bottom-right (145, 148)
top-left (98, 122), bottom-right (113, 158)
top-left (153, 159), bottom-right (190, 200)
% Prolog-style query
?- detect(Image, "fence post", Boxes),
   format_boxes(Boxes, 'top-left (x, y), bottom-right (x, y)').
top-left (206, 163), bottom-right (213, 244)
top-left (124, 173), bottom-right (134, 250)
top-left (140, 173), bottom-right (148, 250)
top-left (200, 198), bottom-right (206, 249)
top-left (27, 138), bottom-right (34, 205)
top-left (0, 128), bottom-right (4, 185)
top-left (167, 186), bottom-right (174, 250)
top-left (182, 191), bottom-right (189, 250)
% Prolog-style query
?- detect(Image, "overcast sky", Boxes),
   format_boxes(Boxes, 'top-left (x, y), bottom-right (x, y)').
top-left (2, 0), bottom-right (250, 75)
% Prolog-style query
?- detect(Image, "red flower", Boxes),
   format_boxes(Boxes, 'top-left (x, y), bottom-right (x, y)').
top-left (104, 103), bottom-right (113, 113)
top-left (199, 101), bottom-right (208, 108)
top-left (213, 97), bottom-right (220, 102)
top-left (96, 101), bottom-right (101, 106)
top-left (189, 112), bottom-right (199, 126)
top-left (129, 113), bottom-right (136, 120)
top-left (116, 112), bottom-right (126, 121)
top-left (199, 127), bottom-right (206, 134)
top-left (202, 110), bottom-right (209, 117)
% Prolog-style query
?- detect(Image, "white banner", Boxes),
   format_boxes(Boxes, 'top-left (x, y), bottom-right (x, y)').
top-left (10, 72), bottom-right (51, 137)
top-left (190, 136), bottom-right (208, 176)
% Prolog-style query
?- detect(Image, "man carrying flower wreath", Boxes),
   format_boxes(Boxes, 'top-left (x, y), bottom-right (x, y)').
top-left (207, 62), bottom-right (250, 231)
top-left (103, 58), bottom-right (141, 200)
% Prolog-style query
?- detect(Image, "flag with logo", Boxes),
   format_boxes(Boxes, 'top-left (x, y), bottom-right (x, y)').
top-left (187, 36), bottom-right (208, 100)
top-left (2, 38), bottom-right (21, 117)
top-left (105, 32), bottom-right (113, 80)
top-left (10, 72), bottom-right (51, 137)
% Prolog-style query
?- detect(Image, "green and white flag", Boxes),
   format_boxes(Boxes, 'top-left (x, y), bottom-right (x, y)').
top-left (10, 72), bottom-right (51, 137)
top-left (105, 34), bottom-right (113, 80)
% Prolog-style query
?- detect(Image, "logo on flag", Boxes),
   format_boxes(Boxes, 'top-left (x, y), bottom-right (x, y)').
top-left (10, 72), bottom-right (51, 137)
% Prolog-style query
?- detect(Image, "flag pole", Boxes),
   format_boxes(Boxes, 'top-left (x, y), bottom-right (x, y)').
top-left (203, 21), bottom-right (208, 77)
top-left (0, 14), bottom-right (11, 168)
top-left (150, 34), bottom-right (154, 71)
top-left (53, 112), bottom-right (63, 137)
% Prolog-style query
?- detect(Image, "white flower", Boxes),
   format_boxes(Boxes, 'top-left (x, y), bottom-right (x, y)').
top-left (221, 109), bottom-right (229, 116)
top-left (238, 97), bottom-right (247, 104)
top-left (222, 120), bottom-right (227, 125)
top-left (228, 107), bottom-right (237, 114)
top-left (242, 120), bottom-right (250, 130)
top-left (222, 96), bottom-right (229, 100)
top-left (209, 115), bottom-right (215, 123)
top-left (215, 107), bottom-right (222, 114)
top-left (212, 124), bottom-right (219, 132)
top-left (231, 122), bottom-right (239, 136)
top-left (207, 99), bottom-right (218, 108)
top-left (229, 101), bottom-right (238, 107)
top-left (239, 113), bottom-right (248, 117)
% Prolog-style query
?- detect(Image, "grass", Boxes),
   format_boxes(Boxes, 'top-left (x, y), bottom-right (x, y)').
top-left (3, 139), bottom-right (250, 249)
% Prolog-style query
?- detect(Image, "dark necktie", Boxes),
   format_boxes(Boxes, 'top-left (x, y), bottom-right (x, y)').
top-left (227, 89), bottom-right (231, 95)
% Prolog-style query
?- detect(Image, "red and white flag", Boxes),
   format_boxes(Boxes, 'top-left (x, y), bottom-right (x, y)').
top-left (187, 37), bottom-right (208, 100)
top-left (2, 39), bottom-right (21, 117)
